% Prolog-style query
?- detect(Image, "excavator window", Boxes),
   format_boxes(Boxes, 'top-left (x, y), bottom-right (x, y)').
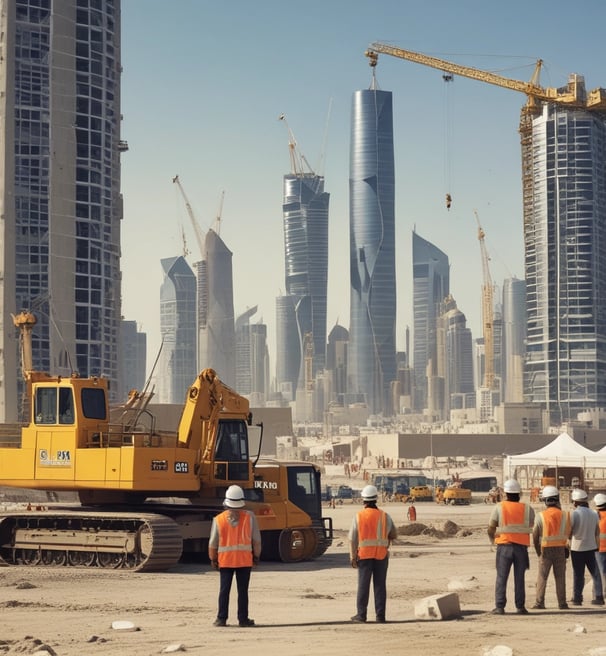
top-left (80, 388), bottom-right (106, 420)
top-left (59, 388), bottom-right (74, 424)
top-left (34, 388), bottom-right (57, 424)
top-left (214, 419), bottom-right (250, 481)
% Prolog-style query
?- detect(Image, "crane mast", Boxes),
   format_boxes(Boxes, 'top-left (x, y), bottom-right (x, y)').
top-left (172, 175), bottom-right (206, 258)
top-left (473, 211), bottom-right (496, 390)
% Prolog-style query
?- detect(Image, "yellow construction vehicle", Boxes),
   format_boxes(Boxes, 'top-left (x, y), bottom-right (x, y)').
top-left (440, 485), bottom-right (472, 506)
top-left (0, 313), bottom-right (332, 571)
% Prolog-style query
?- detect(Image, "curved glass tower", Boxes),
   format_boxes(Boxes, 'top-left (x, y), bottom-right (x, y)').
top-left (348, 85), bottom-right (396, 414)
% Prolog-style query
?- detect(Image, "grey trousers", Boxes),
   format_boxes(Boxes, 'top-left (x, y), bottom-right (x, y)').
top-left (535, 546), bottom-right (567, 606)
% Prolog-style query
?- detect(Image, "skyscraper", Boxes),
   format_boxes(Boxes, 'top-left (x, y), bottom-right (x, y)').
top-left (197, 228), bottom-right (236, 387)
top-left (348, 81), bottom-right (396, 415)
top-left (412, 231), bottom-right (450, 413)
top-left (158, 256), bottom-right (197, 404)
top-left (524, 91), bottom-right (606, 422)
top-left (502, 277), bottom-right (526, 403)
top-left (0, 0), bottom-right (125, 419)
top-left (120, 320), bottom-right (146, 397)
top-left (279, 139), bottom-right (329, 397)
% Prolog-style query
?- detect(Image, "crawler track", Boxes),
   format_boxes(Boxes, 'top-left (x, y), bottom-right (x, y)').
top-left (0, 511), bottom-right (183, 572)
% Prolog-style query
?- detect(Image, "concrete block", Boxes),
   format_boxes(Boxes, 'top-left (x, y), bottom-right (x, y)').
top-left (414, 592), bottom-right (461, 620)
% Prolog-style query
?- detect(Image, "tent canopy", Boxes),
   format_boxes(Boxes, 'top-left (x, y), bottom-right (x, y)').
top-left (505, 432), bottom-right (597, 467)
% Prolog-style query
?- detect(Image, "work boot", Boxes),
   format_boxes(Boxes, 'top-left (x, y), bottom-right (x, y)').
top-left (213, 618), bottom-right (226, 627)
top-left (376, 616), bottom-right (386, 623)
top-left (516, 607), bottom-right (529, 615)
top-left (591, 596), bottom-right (605, 606)
top-left (238, 618), bottom-right (255, 627)
top-left (570, 598), bottom-right (582, 606)
top-left (559, 603), bottom-right (569, 610)
top-left (351, 615), bottom-right (366, 623)
top-left (532, 602), bottom-right (545, 609)
top-left (491, 607), bottom-right (504, 615)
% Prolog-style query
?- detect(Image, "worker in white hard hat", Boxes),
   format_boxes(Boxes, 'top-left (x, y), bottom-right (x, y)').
top-left (348, 484), bottom-right (397, 623)
top-left (487, 479), bottom-right (534, 615)
top-left (531, 485), bottom-right (571, 610)
top-left (593, 493), bottom-right (606, 592)
top-left (569, 488), bottom-right (604, 606)
top-left (208, 485), bottom-right (262, 627)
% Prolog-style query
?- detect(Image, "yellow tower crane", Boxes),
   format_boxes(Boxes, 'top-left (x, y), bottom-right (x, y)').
top-left (473, 210), bottom-right (496, 390)
top-left (365, 43), bottom-right (606, 226)
top-left (172, 174), bottom-right (206, 259)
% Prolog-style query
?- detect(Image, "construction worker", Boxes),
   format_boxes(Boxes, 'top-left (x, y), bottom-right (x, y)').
top-left (349, 484), bottom-right (398, 623)
top-left (532, 485), bottom-right (571, 610)
top-left (487, 478), bottom-right (534, 615)
top-left (208, 485), bottom-right (262, 627)
top-left (570, 488), bottom-right (604, 606)
top-left (593, 493), bottom-right (606, 592)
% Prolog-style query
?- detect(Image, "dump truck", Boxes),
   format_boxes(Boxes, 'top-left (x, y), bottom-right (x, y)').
top-left (0, 312), bottom-right (332, 571)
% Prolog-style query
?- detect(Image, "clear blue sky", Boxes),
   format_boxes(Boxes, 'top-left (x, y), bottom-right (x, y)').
top-left (119, 0), bottom-right (606, 378)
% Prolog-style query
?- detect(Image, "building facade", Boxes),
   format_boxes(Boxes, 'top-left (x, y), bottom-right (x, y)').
top-left (523, 93), bottom-right (606, 422)
top-left (0, 0), bottom-right (125, 418)
top-left (502, 277), bottom-right (526, 403)
top-left (412, 231), bottom-right (450, 414)
top-left (120, 319), bottom-right (146, 396)
top-left (280, 171), bottom-right (329, 396)
top-left (197, 228), bottom-right (236, 387)
top-left (158, 256), bottom-right (197, 404)
top-left (348, 84), bottom-right (396, 415)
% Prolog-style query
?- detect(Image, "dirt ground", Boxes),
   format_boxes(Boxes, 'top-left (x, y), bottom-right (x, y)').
top-left (2, 499), bottom-right (606, 656)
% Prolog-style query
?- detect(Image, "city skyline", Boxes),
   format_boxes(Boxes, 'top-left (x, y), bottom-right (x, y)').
top-left (119, 2), bottom-right (606, 384)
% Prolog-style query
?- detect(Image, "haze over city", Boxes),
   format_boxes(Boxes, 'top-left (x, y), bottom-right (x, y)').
top-left (119, 0), bottom-right (606, 379)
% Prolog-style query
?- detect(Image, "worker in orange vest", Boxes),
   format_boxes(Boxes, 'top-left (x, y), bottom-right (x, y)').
top-left (407, 502), bottom-right (417, 521)
top-left (487, 479), bottom-right (534, 615)
top-left (208, 485), bottom-right (262, 628)
top-left (594, 493), bottom-right (606, 592)
top-left (531, 485), bottom-right (571, 610)
top-left (349, 485), bottom-right (398, 623)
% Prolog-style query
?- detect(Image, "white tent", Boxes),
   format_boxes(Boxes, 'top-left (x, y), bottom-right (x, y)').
top-left (504, 432), bottom-right (606, 490)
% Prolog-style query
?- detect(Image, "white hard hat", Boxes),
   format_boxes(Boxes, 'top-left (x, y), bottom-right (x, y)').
top-left (503, 479), bottom-right (521, 494)
top-left (571, 488), bottom-right (588, 502)
top-left (541, 485), bottom-right (559, 500)
top-left (361, 485), bottom-right (378, 501)
top-left (594, 493), bottom-right (606, 508)
top-left (224, 484), bottom-right (246, 508)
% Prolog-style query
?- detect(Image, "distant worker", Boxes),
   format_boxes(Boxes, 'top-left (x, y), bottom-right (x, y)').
top-left (570, 488), bottom-right (604, 606)
top-left (532, 485), bottom-right (571, 610)
top-left (407, 502), bottom-right (417, 522)
top-left (593, 493), bottom-right (606, 592)
top-left (208, 485), bottom-right (262, 627)
top-left (349, 485), bottom-right (398, 623)
top-left (487, 479), bottom-right (534, 615)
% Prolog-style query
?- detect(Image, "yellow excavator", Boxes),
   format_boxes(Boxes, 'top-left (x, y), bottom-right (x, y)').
top-left (0, 312), bottom-right (332, 571)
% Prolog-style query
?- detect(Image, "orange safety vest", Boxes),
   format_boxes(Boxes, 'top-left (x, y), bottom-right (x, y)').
top-left (599, 509), bottom-right (606, 552)
top-left (495, 500), bottom-right (531, 546)
top-left (216, 510), bottom-right (254, 568)
top-left (539, 507), bottom-right (570, 548)
top-left (356, 507), bottom-right (390, 560)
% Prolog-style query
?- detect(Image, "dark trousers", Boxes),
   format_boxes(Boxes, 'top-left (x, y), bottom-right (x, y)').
top-left (571, 550), bottom-right (603, 602)
top-left (356, 557), bottom-right (389, 620)
top-left (217, 567), bottom-right (252, 622)
top-left (494, 543), bottom-right (529, 610)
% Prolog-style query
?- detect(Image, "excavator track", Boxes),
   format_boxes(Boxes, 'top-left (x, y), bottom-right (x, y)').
top-left (0, 511), bottom-right (183, 572)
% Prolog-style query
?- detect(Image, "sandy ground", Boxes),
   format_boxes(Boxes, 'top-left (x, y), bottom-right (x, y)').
top-left (2, 499), bottom-right (606, 656)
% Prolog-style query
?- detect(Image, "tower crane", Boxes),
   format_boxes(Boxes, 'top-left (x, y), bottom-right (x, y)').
top-left (212, 190), bottom-right (225, 236)
top-left (365, 43), bottom-right (606, 226)
top-left (172, 174), bottom-right (206, 259)
top-left (473, 210), bottom-right (496, 390)
top-left (278, 113), bottom-right (315, 177)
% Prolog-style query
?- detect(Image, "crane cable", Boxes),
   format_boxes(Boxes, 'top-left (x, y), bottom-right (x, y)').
top-left (443, 72), bottom-right (454, 210)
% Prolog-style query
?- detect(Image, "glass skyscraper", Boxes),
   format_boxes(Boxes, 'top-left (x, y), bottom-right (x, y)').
top-left (412, 231), bottom-right (450, 413)
top-left (348, 84), bottom-right (397, 415)
top-left (0, 0), bottom-right (125, 418)
top-left (502, 277), bottom-right (526, 403)
top-left (524, 91), bottom-right (606, 421)
top-left (159, 256), bottom-right (197, 404)
top-left (280, 171), bottom-right (329, 394)
top-left (197, 228), bottom-right (236, 387)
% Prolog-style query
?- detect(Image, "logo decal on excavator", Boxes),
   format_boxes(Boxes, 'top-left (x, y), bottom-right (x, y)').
top-left (254, 480), bottom-right (278, 490)
top-left (151, 460), bottom-right (168, 471)
top-left (39, 449), bottom-right (71, 466)
top-left (174, 461), bottom-right (189, 473)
